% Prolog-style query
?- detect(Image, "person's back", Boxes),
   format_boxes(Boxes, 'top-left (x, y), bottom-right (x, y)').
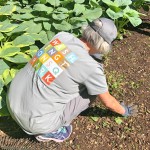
top-left (7, 32), bottom-right (107, 135)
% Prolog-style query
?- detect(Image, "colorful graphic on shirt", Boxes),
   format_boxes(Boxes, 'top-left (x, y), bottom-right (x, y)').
top-left (30, 38), bottom-right (78, 85)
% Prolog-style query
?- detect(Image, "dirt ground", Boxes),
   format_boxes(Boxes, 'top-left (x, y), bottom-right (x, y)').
top-left (0, 10), bottom-right (149, 150)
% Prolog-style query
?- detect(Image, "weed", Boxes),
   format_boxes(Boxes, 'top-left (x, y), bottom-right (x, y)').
top-left (106, 71), bottom-right (125, 97)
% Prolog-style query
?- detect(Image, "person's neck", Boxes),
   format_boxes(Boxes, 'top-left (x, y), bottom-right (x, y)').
top-left (80, 38), bottom-right (90, 52)
top-left (80, 38), bottom-right (97, 55)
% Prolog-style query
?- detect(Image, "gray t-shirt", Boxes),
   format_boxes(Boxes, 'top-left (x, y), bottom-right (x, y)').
top-left (7, 32), bottom-right (108, 134)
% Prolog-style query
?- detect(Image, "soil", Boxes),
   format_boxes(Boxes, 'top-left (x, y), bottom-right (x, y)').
top-left (0, 10), bottom-right (149, 150)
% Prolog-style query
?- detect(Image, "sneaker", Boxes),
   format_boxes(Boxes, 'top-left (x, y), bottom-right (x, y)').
top-left (35, 125), bottom-right (72, 142)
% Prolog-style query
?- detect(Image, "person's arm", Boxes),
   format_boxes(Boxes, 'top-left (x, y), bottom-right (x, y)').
top-left (98, 91), bottom-right (125, 115)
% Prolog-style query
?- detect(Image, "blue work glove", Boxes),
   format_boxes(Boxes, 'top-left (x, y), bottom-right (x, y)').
top-left (120, 102), bottom-right (138, 117)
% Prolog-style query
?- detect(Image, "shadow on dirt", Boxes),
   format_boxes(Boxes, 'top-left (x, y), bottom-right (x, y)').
top-left (127, 20), bottom-right (150, 36)
top-left (0, 116), bottom-right (33, 139)
top-left (80, 106), bottom-right (120, 118)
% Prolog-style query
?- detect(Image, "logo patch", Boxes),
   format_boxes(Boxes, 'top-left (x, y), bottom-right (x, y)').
top-left (30, 38), bottom-right (78, 85)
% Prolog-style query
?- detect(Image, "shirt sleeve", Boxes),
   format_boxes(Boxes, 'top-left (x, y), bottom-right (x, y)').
top-left (83, 65), bottom-right (108, 95)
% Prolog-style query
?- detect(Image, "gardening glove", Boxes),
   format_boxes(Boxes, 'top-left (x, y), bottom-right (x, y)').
top-left (120, 102), bottom-right (138, 117)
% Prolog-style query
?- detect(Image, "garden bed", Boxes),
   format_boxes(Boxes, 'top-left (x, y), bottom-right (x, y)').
top-left (0, 10), bottom-right (149, 150)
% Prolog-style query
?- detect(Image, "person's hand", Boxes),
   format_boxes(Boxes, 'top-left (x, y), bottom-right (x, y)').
top-left (120, 102), bottom-right (138, 117)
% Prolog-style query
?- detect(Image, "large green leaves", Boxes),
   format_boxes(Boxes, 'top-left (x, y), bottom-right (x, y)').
top-left (26, 22), bottom-right (42, 34)
top-left (0, 5), bottom-right (16, 15)
top-left (123, 6), bottom-right (142, 26)
top-left (73, 4), bottom-right (86, 15)
top-left (82, 8), bottom-right (102, 21)
top-left (0, 23), bottom-right (18, 33)
top-left (0, 46), bottom-right (20, 57)
top-left (2, 69), bottom-right (12, 85)
top-left (33, 4), bottom-right (53, 14)
top-left (70, 17), bottom-right (87, 29)
top-left (0, 59), bottom-right (9, 75)
top-left (102, 0), bottom-right (132, 7)
top-left (114, 0), bottom-right (132, 6)
top-left (75, 0), bottom-right (85, 3)
top-left (0, 33), bottom-right (4, 41)
top-left (46, 0), bottom-right (61, 6)
top-left (52, 13), bottom-right (69, 20)
top-left (13, 35), bottom-right (35, 47)
top-left (0, 76), bottom-right (4, 94)
top-left (53, 21), bottom-right (72, 31)
top-left (106, 8), bottom-right (123, 19)
top-left (5, 52), bottom-right (31, 63)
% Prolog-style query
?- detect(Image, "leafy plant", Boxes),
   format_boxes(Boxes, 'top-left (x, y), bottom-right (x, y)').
top-left (102, 0), bottom-right (144, 39)
top-left (90, 116), bottom-right (99, 122)
top-left (115, 117), bottom-right (123, 125)
top-left (106, 71), bottom-right (125, 97)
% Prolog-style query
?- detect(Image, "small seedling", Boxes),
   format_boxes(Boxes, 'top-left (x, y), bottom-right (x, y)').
top-left (90, 116), bottom-right (99, 122)
top-left (115, 117), bottom-right (123, 125)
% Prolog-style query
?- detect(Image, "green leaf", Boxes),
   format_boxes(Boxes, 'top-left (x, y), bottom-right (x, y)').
top-left (102, 0), bottom-right (117, 7)
top-left (106, 8), bottom-right (123, 19)
top-left (34, 17), bottom-right (50, 22)
top-left (0, 23), bottom-right (18, 33)
top-left (0, 76), bottom-right (4, 94)
top-left (74, 0), bottom-right (85, 3)
top-left (82, 8), bottom-right (102, 21)
top-left (9, 22), bottom-right (29, 34)
top-left (10, 68), bottom-right (18, 79)
top-left (24, 33), bottom-right (41, 41)
top-left (123, 6), bottom-right (140, 18)
top-left (25, 45), bottom-right (39, 57)
top-left (17, 7), bottom-right (33, 14)
top-left (128, 17), bottom-right (142, 27)
top-left (43, 22), bottom-right (51, 31)
top-left (114, 0), bottom-right (132, 6)
top-left (0, 59), bottom-right (10, 75)
top-left (0, 105), bottom-right (10, 116)
top-left (0, 5), bottom-right (16, 15)
top-left (11, 14), bottom-right (24, 21)
top-left (46, 0), bottom-right (60, 7)
top-left (0, 32), bottom-right (4, 41)
top-left (26, 22), bottom-right (42, 33)
top-left (54, 7), bottom-right (69, 14)
top-left (89, 0), bottom-right (101, 7)
top-left (53, 21), bottom-right (72, 31)
top-left (0, 46), bottom-right (20, 57)
top-left (70, 17), bottom-right (87, 29)
top-left (123, 6), bottom-right (142, 26)
top-left (52, 13), bottom-right (69, 20)
top-left (91, 116), bottom-right (99, 122)
top-left (60, 0), bottom-right (73, 6)
top-left (47, 30), bottom-right (56, 41)
top-left (40, 0), bottom-right (47, 4)
top-left (39, 30), bottom-right (49, 44)
top-left (115, 117), bottom-right (123, 124)
top-left (4, 52), bottom-right (31, 63)
top-left (13, 35), bottom-right (35, 48)
top-left (2, 69), bottom-right (12, 85)
top-left (73, 4), bottom-right (86, 16)
top-left (20, 13), bottom-right (35, 20)
top-left (33, 4), bottom-right (53, 14)
top-left (0, 19), bottom-right (10, 26)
